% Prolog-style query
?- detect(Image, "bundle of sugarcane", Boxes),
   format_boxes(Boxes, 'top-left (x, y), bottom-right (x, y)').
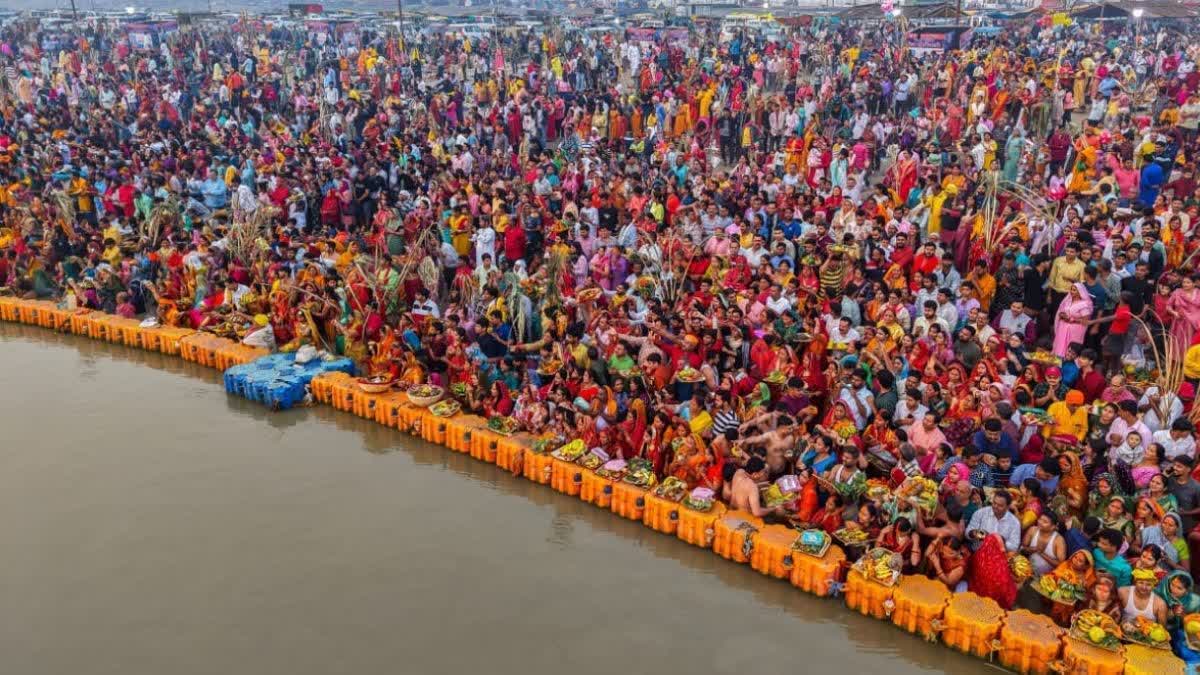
top-left (12, 207), bottom-right (38, 238)
top-left (453, 272), bottom-right (480, 312)
top-left (417, 255), bottom-right (440, 300)
top-left (143, 197), bottom-right (181, 248)
top-left (999, 179), bottom-right (1061, 256)
top-left (542, 248), bottom-right (567, 309)
top-left (225, 222), bottom-right (261, 266)
top-left (503, 272), bottom-right (528, 343)
top-left (1131, 313), bottom-right (1187, 428)
top-left (976, 171), bottom-right (1010, 254)
top-left (50, 189), bottom-right (76, 238)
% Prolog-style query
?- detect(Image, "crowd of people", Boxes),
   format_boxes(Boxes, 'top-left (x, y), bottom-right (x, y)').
top-left (7, 10), bottom-right (1200, 660)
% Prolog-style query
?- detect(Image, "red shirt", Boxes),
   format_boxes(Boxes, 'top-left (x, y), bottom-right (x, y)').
top-left (912, 253), bottom-right (939, 276)
top-left (504, 226), bottom-right (526, 261)
top-left (1077, 370), bottom-right (1107, 403)
top-left (1110, 304), bottom-right (1132, 335)
top-left (890, 245), bottom-right (915, 271)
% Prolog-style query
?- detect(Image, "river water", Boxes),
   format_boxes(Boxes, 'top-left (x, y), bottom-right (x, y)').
top-left (0, 323), bottom-right (992, 675)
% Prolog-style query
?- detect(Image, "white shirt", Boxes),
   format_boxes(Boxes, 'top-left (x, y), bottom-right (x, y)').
top-left (828, 325), bottom-right (860, 349)
top-left (766, 295), bottom-right (792, 315)
top-left (411, 299), bottom-right (440, 319)
top-left (838, 385), bottom-right (874, 431)
top-left (439, 242), bottom-right (461, 269)
top-left (1139, 386), bottom-right (1184, 433)
top-left (911, 315), bottom-right (950, 338)
top-left (894, 400), bottom-right (928, 423)
top-left (967, 507), bottom-right (1022, 552)
top-left (740, 245), bottom-right (769, 267)
top-left (1153, 430), bottom-right (1197, 462)
top-left (471, 227), bottom-right (496, 266)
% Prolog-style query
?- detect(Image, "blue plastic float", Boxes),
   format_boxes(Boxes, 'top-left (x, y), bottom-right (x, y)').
top-left (223, 352), bottom-right (355, 410)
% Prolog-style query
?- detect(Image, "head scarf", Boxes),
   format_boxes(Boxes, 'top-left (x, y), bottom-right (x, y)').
top-left (1051, 549), bottom-right (1098, 590)
top-left (1155, 570), bottom-right (1200, 620)
top-left (1138, 497), bottom-right (1166, 524)
top-left (966, 534), bottom-right (1019, 610)
top-left (1091, 471), bottom-right (1124, 496)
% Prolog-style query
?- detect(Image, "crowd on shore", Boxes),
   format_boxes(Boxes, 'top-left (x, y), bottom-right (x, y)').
top-left (7, 11), bottom-right (1200, 659)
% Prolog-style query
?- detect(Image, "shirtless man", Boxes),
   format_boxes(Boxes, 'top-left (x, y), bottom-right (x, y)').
top-left (736, 415), bottom-right (799, 478)
top-left (729, 457), bottom-right (785, 518)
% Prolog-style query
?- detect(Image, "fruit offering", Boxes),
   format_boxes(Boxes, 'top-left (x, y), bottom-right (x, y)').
top-left (551, 439), bottom-right (586, 461)
top-left (487, 416), bottom-right (519, 435)
top-left (854, 548), bottom-right (901, 585)
top-left (833, 471), bottom-right (868, 502)
top-left (1035, 574), bottom-right (1087, 604)
top-left (897, 476), bottom-right (939, 514)
top-left (834, 527), bottom-right (871, 546)
top-left (865, 480), bottom-right (891, 502)
top-left (1029, 350), bottom-right (1062, 366)
top-left (764, 371), bottom-right (787, 385)
top-left (429, 400), bottom-right (460, 417)
top-left (1008, 554), bottom-right (1033, 583)
top-left (596, 459), bottom-right (628, 480)
top-left (409, 384), bottom-right (442, 398)
top-left (761, 483), bottom-right (789, 508)
top-left (682, 487), bottom-right (715, 512)
top-left (622, 458), bottom-right (658, 488)
top-left (1071, 610), bottom-right (1123, 651)
top-left (579, 452), bottom-right (605, 470)
top-left (1121, 616), bottom-right (1171, 649)
top-left (792, 529), bottom-right (830, 557)
top-left (1185, 613), bottom-right (1200, 636)
top-left (653, 477), bottom-right (688, 502)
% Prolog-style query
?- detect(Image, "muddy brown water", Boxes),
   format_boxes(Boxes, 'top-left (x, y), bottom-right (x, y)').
top-left (0, 323), bottom-right (994, 675)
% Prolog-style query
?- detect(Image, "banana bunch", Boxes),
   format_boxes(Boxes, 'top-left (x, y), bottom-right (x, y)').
top-left (1037, 575), bottom-right (1085, 603)
top-left (1036, 576), bottom-right (1058, 595)
top-left (1076, 610), bottom-right (1119, 635)
top-left (836, 528), bottom-right (870, 545)
top-left (1008, 554), bottom-right (1033, 581)
top-left (899, 477), bottom-right (940, 513)
top-left (873, 557), bottom-right (894, 582)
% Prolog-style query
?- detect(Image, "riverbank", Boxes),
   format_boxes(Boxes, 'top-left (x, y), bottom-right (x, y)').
top-left (0, 298), bottom-right (1181, 675)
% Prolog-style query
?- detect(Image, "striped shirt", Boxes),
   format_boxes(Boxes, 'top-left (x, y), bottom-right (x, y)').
top-left (712, 410), bottom-right (740, 437)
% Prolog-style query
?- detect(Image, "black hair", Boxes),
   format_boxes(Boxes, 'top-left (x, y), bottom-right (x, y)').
top-left (1039, 457), bottom-right (1062, 477)
top-left (722, 462), bottom-right (739, 483)
top-left (1022, 478), bottom-right (1042, 499)
top-left (945, 500), bottom-right (965, 523)
top-left (1097, 528), bottom-right (1124, 549)
top-left (1143, 544), bottom-right (1164, 562)
top-left (860, 503), bottom-right (880, 521)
